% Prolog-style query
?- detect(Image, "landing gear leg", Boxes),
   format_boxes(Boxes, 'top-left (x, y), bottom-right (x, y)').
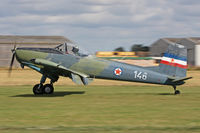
top-left (33, 75), bottom-right (47, 95)
top-left (173, 85), bottom-right (180, 95)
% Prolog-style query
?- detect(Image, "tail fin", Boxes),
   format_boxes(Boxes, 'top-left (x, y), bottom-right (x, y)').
top-left (159, 43), bottom-right (187, 78)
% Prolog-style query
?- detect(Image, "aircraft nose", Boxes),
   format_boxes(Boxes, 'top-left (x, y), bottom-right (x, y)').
top-left (15, 48), bottom-right (27, 62)
top-left (14, 48), bottom-right (19, 54)
top-left (15, 48), bottom-right (21, 61)
top-left (15, 48), bottom-right (48, 63)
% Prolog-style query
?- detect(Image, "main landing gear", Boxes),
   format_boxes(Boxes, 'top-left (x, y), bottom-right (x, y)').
top-left (173, 85), bottom-right (180, 95)
top-left (33, 75), bottom-right (55, 95)
top-left (33, 84), bottom-right (54, 95)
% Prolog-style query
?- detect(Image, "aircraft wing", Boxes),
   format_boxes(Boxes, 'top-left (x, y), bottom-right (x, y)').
top-left (30, 58), bottom-right (92, 85)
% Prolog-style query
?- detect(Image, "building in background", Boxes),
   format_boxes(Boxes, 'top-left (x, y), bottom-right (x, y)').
top-left (150, 37), bottom-right (200, 66)
top-left (0, 35), bottom-right (73, 67)
top-left (1, 36), bottom-right (200, 68)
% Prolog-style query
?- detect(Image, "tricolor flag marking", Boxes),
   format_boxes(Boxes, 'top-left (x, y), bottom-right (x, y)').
top-left (160, 53), bottom-right (187, 69)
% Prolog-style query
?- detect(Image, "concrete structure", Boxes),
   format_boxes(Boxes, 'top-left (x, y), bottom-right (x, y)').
top-left (0, 35), bottom-right (73, 67)
top-left (150, 37), bottom-right (200, 66)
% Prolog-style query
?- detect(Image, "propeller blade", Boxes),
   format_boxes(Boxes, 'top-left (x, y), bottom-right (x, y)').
top-left (8, 52), bottom-right (16, 76)
top-left (8, 45), bottom-right (17, 77)
top-left (11, 44), bottom-right (16, 53)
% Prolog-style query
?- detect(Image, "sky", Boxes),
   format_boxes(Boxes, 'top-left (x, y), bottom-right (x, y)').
top-left (0, 0), bottom-right (200, 53)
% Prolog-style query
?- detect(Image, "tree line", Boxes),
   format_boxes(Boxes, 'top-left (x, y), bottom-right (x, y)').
top-left (114, 44), bottom-right (150, 52)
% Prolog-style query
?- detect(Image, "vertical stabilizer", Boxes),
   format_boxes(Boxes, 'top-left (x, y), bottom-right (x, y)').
top-left (159, 43), bottom-right (187, 78)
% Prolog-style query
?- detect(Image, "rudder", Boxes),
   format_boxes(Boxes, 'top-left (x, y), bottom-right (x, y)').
top-left (159, 43), bottom-right (187, 78)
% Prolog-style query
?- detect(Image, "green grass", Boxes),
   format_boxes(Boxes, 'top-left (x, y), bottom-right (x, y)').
top-left (0, 85), bottom-right (200, 133)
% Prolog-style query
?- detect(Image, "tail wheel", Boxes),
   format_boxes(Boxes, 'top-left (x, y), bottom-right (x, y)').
top-left (175, 90), bottom-right (180, 95)
top-left (43, 84), bottom-right (54, 94)
top-left (33, 84), bottom-right (43, 95)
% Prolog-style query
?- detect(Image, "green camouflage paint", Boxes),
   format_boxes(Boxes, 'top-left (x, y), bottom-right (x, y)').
top-left (70, 56), bottom-right (110, 76)
top-left (16, 50), bottom-right (48, 62)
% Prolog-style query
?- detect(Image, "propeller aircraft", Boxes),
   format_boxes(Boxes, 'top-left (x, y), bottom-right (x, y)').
top-left (9, 43), bottom-right (192, 95)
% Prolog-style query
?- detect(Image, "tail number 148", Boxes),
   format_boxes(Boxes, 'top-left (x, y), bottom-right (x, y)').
top-left (134, 71), bottom-right (148, 80)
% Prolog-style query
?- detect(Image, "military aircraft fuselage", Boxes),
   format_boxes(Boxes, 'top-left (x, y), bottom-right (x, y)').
top-left (9, 43), bottom-right (191, 95)
top-left (15, 47), bottom-right (177, 86)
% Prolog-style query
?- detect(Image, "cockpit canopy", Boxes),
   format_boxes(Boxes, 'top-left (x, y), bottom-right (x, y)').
top-left (54, 43), bottom-right (89, 57)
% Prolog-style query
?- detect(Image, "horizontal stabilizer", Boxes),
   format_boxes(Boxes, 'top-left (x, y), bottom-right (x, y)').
top-left (168, 76), bottom-right (192, 83)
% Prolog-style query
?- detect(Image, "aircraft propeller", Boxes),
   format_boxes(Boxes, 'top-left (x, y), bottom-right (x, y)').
top-left (8, 45), bottom-right (17, 76)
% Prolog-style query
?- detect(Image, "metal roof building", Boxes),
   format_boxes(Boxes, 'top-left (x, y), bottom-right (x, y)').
top-left (150, 37), bottom-right (200, 66)
top-left (0, 35), bottom-right (73, 67)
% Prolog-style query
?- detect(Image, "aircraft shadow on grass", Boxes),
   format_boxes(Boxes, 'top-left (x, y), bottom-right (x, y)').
top-left (131, 93), bottom-right (175, 96)
top-left (11, 92), bottom-right (175, 97)
top-left (11, 91), bottom-right (85, 97)
top-left (157, 93), bottom-right (175, 95)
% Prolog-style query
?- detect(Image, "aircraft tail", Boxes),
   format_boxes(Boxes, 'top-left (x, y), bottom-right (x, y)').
top-left (159, 43), bottom-right (187, 78)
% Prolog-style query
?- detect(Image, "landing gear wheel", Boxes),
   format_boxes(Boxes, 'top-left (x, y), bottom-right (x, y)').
top-left (33, 84), bottom-right (43, 95)
top-left (175, 90), bottom-right (180, 95)
top-left (173, 85), bottom-right (181, 95)
top-left (43, 84), bottom-right (54, 94)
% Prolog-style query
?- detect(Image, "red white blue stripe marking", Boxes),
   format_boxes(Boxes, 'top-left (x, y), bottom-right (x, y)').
top-left (160, 53), bottom-right (187, 69)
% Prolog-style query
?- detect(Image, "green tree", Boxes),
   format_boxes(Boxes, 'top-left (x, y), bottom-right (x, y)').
top-left (114, 47), bottom-right (125, 52)
top-left (131, 44), bottom-right (149, 52)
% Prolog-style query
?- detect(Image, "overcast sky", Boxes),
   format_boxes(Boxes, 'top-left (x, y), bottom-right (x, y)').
top-left (0, 0), bottom-right (200, 53)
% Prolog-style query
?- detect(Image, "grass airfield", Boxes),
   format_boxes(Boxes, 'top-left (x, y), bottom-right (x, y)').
top-left (0, 69), bottom-right (200, 133)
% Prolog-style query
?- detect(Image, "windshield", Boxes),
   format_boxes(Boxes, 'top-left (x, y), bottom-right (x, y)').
top-left (54, 43), bottom-right (90, 57)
